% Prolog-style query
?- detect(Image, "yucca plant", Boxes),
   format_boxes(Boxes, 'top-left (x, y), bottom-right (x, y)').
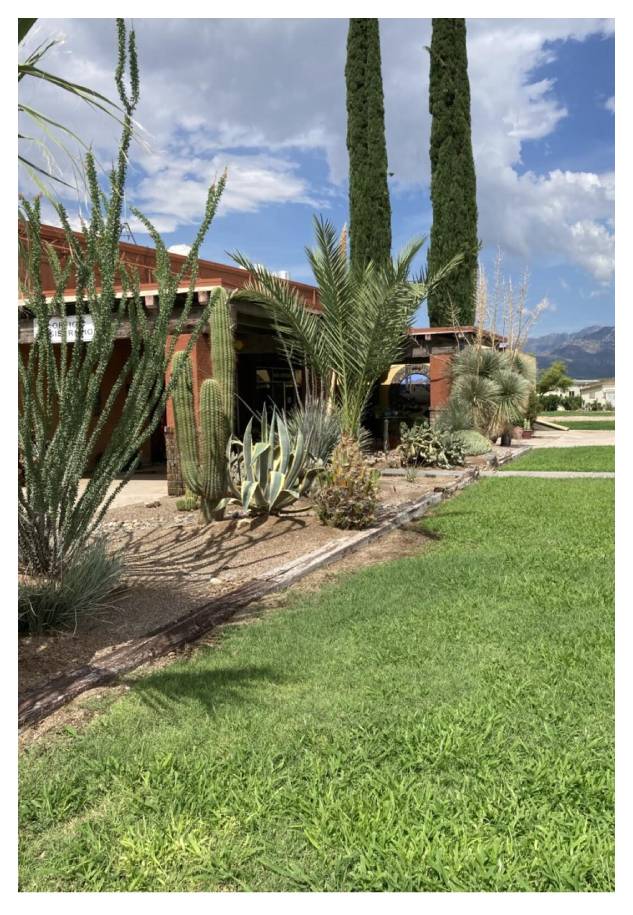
top-left (229, 407), bottom-right (316, 515)
top-left (232, 217), bottom-right (460, 441)
top-left (446, 345), bottom-right (532, 440)
top-left (19, 20), bottom-right (225, 600)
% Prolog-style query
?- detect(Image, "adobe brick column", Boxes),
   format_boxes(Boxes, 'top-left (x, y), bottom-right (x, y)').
top-left (164, 332), bottom-right (212, 496)
top-left (429, 353), bottom-right (453, 424)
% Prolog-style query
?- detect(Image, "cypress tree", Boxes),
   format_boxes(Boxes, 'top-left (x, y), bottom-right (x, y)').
top-left (427, 18), bottom-right (479, 326)
top-left (345, 18), bottom-right (392, 271)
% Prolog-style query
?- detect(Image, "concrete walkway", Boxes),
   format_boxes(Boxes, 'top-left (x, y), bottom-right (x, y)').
top-left (527, 429), bottom-right (615, 448)
top-left (482, 470), bottom-right (615, 479)
top-left (78, 471), bottom-right (168, 510)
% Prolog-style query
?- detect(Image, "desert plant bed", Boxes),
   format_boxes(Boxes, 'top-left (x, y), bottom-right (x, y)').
top-left (18, 472), bottom-right (467, 702)
top-left (19, 477), bottom-right (614, 891)
top-left (499, 446), bottom-right (614, 473)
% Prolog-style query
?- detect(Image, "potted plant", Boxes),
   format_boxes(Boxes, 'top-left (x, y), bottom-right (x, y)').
top-left (522, 418), bottom-right (533, 439)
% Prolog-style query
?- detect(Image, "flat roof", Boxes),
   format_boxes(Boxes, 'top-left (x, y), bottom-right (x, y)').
top-left (19, 222), bottom-right (320, 308)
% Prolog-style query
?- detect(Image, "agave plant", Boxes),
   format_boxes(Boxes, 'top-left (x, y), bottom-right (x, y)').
top-left (229, 408), bottom-right (317, 515)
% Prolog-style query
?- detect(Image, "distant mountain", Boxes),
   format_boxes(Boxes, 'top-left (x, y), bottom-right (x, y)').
top-left (525, 325), bottom-right (615, 379)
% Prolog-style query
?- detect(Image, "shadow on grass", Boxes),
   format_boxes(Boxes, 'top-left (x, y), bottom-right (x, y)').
top-left (134, 662), bottom-right (285, 717)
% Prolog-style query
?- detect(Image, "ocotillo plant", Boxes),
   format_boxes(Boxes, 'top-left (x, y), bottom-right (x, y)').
top-left (18, 20), bottom-right (225, 587)
top-left (171, 290), bottom-right (235, 522)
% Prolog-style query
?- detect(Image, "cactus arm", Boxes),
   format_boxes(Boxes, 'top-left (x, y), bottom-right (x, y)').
top-left (210, 290), bottom-right (235, 433)
top-left (171, 352), bottom-right (201, 494)
top-left (199, 378), bottom-right (230, 519)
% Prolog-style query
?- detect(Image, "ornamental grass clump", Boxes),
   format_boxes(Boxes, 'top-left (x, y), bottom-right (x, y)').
top-left (313, 435), bottom-right (380, 530)
top-left (18, 539), bottom-right (123, 635)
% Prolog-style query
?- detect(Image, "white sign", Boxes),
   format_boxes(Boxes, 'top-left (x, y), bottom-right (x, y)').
top-left (33, 315), bottom-right (95, 343)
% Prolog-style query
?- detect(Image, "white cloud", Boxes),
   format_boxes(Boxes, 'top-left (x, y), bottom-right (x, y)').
top-left (19, 17), bottom-right (615, 281)
top-left (167, 243), bottom-right (191, 256)
top-left (605, 95), bottom-right (615, 113)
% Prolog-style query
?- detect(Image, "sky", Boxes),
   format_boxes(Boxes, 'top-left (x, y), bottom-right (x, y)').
top-left (18, 18), bottom-right (615, 336)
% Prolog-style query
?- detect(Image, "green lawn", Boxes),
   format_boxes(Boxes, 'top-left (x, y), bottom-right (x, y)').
top-left (19, 478), bottom-right (615, 892)
top-left (556, 421), bottom-right (615, 431)
top-left (501, 446), bottom-right (615, 473)
top-left (540, 411), bottom-right (614, 418)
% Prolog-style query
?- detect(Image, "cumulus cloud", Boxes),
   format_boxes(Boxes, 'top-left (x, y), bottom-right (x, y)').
top-left (19, 17), bottom-right (614, 281)
top-left (167, 244), bottom-right (191, 256)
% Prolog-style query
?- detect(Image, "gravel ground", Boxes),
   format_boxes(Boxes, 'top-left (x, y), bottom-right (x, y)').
top-left (19, 474), bottom-right (449, 694)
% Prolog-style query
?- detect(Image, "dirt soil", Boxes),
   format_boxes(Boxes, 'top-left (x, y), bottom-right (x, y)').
top-left (19, 474), bottom-right (451, 698)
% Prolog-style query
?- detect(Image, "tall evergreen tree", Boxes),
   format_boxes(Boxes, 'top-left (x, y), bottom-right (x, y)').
top-left (345, 18), bottom-right (392, 272)
top-left (427, 18), bottom-right (479, 326)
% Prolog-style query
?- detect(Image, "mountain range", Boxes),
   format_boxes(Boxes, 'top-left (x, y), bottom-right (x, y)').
top-left (525, 325), bottom-right (615, 379)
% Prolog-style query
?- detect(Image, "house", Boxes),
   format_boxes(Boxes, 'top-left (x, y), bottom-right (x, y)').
top-left (18, 224), bottom-right (501, 487)
top-left (578, 378), bottom-right (615, 408)
top-left (549, 378), bottom-right (615, 408)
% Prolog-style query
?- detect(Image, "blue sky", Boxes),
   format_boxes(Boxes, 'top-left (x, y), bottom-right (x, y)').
top-left (19, 18), bottom-right (615, 336)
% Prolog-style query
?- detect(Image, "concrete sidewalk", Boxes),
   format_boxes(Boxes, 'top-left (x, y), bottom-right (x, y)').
top-left (78, 471), bottom-right (169, 511)
top-left (527, 429), bottom-right (614, 448)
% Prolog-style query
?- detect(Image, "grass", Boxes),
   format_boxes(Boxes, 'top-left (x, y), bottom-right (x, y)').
top-left (555, 421), bottom-right (615, 431)
top-left (540, 411), bottom-right (614, 418)
top-left (19, 478), bottom-right (614, 892)
top-left (500, 446), bottom-right (614, 473)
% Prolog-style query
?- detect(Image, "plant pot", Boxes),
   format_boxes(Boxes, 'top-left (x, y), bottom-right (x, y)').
top-left (522, 429), bottom-right (533, 439)
top-left (500, 431), bottom-right (512, 447)
top-left (512, 426), bottom-right (523, 440)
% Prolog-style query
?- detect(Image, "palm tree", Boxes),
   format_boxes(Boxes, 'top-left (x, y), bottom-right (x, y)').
top-left (232, 217), bottom-right (460, 441)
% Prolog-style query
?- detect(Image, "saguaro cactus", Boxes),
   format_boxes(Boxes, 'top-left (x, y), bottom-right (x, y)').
top-left (171, 290), bottom-right (235, 522)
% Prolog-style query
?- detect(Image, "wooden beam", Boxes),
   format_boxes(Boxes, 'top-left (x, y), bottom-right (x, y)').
top-left (18, 309), bottom-right (210, 344)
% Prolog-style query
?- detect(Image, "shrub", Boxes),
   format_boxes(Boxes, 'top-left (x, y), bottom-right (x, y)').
top-left (18, 539), bottom-right (123, 635)
top-left (562, 394), bottom-right (583, 411)
top-left (399, 422), bottom-right (466, 468)
top-left (313, 436), bottom-right (380, 529)
top-left (525, 388), bottom-right (540, 427)
top-left (539, 394), bottom-right (562, 412)
top-left (451, 429), bottom-right (492, 456)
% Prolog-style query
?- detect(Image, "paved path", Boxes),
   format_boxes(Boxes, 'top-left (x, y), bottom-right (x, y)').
top-left (482, 470), bottom-right (615, 479)
top-left (527, 429), bottom-right (615, 448)
top-left (78, 472), bottom-right (168, 510)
